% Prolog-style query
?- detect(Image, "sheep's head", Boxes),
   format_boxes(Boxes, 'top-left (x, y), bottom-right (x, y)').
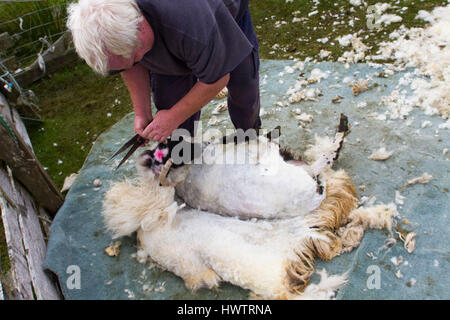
top-left (137, 144), bottom-right (170, 175)
top-left (137, 144), bottom-right (185, 187)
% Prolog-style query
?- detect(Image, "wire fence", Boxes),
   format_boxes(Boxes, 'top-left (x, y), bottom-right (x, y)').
top-left (0, 0), bottom-right (71, 95)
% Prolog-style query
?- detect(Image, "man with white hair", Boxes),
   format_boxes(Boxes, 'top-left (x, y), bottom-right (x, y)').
top-left (67, 0), bottom-right (261, 143)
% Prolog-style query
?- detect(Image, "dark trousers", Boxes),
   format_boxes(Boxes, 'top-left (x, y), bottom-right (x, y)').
top-left (150, 9), bottom-right (261, 136)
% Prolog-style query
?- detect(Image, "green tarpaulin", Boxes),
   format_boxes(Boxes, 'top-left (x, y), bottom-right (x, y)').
top-left (44, 60), bottom-right (449, 299)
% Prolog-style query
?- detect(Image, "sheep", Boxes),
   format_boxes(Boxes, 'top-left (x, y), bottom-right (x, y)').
top-left (102, 117), bottom-right (396, 299)
top-left (103, 166), bottom-right (358, 299)
top-left (138, 117), bottom-right (348, 220)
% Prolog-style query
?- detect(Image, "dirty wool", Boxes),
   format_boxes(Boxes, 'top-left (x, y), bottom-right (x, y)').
top-left (371, 4), bottom-right (450, 120)
top-left (102, 133), bottom-right (396, 299)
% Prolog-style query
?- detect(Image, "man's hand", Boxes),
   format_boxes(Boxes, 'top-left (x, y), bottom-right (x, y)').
top-left (141, 109), bottom-right (180, 143)
top-left (134, 73), bottom-right (230, 143)
top-left (134, 114), bottom-right (152, 145)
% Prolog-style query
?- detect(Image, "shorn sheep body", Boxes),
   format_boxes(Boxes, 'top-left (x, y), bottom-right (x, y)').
top-left (168, 135), bottom-right (329, 219)
top-left (102, 123), bottom-right (396, 299)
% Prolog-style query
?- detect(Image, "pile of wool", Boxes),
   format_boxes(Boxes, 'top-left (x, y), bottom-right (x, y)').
top-left (371, 4), bottom-right (450, 119)
top-left (368, 147), bottom-right (393, 161)
top-left (366, 2), bottom-right (400, 27)
top-left (374, 14), bottom-right (402, 27)
top-left (349, 0), bottom-right (362, 6)
top-left (286, 67), bottom-right (327, 103)
top-left (336, 33), bottom-right (369, 64)
top-left (288, 88), bottom-right (322, 103)
top-left (214, 87), bottom-right (228, 99)
top-left (380, 89), bottom-right (415, 120)
top-left (350, 77), bottom-right (371, 96)
top-left (337, 203), bottom-right (398, 253)
top-left (291, 108), bottom-right (314, 123)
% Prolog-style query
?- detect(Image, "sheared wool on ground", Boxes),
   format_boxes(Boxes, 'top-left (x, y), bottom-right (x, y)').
top-left (346, 203), bottom-right (398, 231)
top-left (371, 4), bottom-right (450, 119)
top-left (350, 78), bottom-right (371, 96)
top-left (296, 269), bottom-right (349, 300)
top-left (212, 101), bottom-right (228, 114)
top-left (214, 87), bottom-right (228, 99)
top-left (288, 87), bottom-right (322, 103)
top-left (337, 34), bottom-right (368, 64)
top-left (369, 147), bottom-right (393, 161)
top-left (375, 14), bottom-right (402, 26)
top-left (105, 241), bottom-right (121, 257)
top-left (308, 68), bottom-right (329, 83)
top-left (404, 172), bottom-right (433, 187)
top-left (61, 173), bottom-right (78, 192)
top-left (399, 232), bottom-right (416, 254)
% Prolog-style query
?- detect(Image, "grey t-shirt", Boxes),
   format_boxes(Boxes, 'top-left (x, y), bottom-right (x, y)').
top-left (136, 0), bottom-right (254, 84)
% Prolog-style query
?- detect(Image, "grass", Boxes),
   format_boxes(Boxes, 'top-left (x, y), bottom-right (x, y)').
top-left (249, 0), bottom-right (447, 61)
top-left (0, 0), bottom-right (447, 276)
top-left (26, 63), bottom-right (133, 188)
top-left (0, 216), bottom-right (9, 272)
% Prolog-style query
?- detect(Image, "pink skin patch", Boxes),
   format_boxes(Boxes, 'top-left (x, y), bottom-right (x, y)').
top-left (154, 148), bottom-right (168, 162)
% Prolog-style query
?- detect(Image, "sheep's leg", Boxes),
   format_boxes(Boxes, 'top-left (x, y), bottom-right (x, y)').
top-left (308, 137), bottom-right (342, 176)
top-left (333, 113), bottom-right (349, 161)
top-left (309, 114), bottom-right (349, 175)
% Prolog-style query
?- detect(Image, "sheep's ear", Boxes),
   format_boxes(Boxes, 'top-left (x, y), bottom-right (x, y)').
top-left (137, 150), bottom-right (153, 167)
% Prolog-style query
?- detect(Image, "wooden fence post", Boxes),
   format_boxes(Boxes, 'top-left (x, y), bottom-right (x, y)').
top-left (0, 94), bottom-right (63, 215)
top-left (0, 93), bottom-right (62, 299)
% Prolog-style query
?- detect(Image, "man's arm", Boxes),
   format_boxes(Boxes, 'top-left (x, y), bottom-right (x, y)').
top-left (121, 64), bottom-right (153, 136)
top-left (142, 73), bottom-right (230, 142)
top-left (170, 73), bottom-right (230, 126)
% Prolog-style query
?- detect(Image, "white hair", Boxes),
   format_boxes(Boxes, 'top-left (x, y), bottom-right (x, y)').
top-left (67, 0), bottom-right (143, 75)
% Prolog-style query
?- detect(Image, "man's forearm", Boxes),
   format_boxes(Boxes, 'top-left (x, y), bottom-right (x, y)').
top-left (121, 64), bottom-right (152, 120)
top-left (169, 73), bottom-right (230, 126)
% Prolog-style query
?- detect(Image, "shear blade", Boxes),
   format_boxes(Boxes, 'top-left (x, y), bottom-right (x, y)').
top-left (114, 141), bottom-right (141, 170)
top-left (108, 134), bottom-right (140, 161)
top-left (107, 133), bottom-right (146, 169)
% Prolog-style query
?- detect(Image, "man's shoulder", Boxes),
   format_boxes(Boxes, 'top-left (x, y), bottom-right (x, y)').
top-left (137, 0), bottom-right (222, 24)
top-left (137, 0), bottom-right (232, 44)
top-left (137, 0), bottom-right (247, 29)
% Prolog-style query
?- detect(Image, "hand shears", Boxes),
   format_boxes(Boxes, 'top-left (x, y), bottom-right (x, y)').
top-left (108, 133), bottom-right (147, 170)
